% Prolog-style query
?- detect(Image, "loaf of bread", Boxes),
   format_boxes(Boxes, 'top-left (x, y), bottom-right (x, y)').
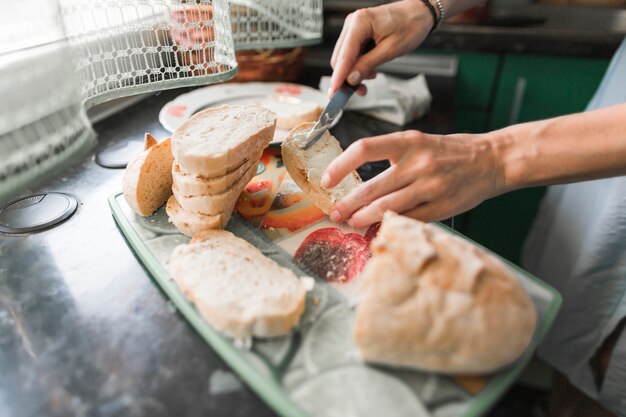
top-left (172, 156), bottom-right (259, 196)
top-left (354, 212), bottom-right (537, 374)
top-left (123, 133), bottom-right (174, 216)
top-left (172, 161), bottom-right (258, 216)
top-left (260, 98), bottom-right (323, 130)
top-left (171, 105), bottom-right (276, 178)
top-left (168, 230), bottom-right (307, 338)
top-left (282, 122), bottom-right (362, 214)
top-left (165, 195), bottom-right (231, 237)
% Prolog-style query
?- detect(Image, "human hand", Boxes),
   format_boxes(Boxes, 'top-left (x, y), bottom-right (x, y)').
top-left (329, 0), bottom-right (434, 98)
top-left (320, 130), bottom-right (505, 227)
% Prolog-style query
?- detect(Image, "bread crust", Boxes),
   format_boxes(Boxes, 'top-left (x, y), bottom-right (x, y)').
top-left (353, 212), bottom-right (537, 374)
top-left (282, 122), bottom-right (361, 214)
top-left (172, 161), bottom-right (258, 215)
top-left (165, 195), bottom-right (230, 237)
top-left (172, 155), bottom-right (260, 196)
top-left (168, 229), bottom-right (306, 338)
top-left (172, 105), bottom-right (276, 177)
top-left (123, 134), bottom-right (174, 216)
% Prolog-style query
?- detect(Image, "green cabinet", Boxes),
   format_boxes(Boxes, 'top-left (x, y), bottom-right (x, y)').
top-left (489, 55), bottom-right (609, 129)
top-left (465, 54), bottom-right (609, 265)
top-left (414, 50), bottom-right (610, 264)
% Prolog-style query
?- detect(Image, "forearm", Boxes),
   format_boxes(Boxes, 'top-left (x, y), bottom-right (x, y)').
top-left (492, 103), bottom-right (626, 192)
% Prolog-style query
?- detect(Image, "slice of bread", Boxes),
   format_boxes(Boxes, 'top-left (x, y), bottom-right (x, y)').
top-left (354, 212), bottom-right (537, 374)
top-left (123, 133), bottom-right (174, 216)
top-left (282, 122), bottom-right (362, 214)
top-left (165, 195), bottom-right (231, 237)
top-left (168, 229), bottom-right (307, 338)
top-left (172, 161), bottom-right (257, 216)
top-left (171, 105), bottom-right (276, 178)
top-left (260, 98), bottom-right (323, 130)
top-left (172, 155), bottom-right (260, 196)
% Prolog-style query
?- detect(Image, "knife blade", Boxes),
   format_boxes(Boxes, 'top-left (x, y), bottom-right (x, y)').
top-left (301, 82), bottom-right (358, 150)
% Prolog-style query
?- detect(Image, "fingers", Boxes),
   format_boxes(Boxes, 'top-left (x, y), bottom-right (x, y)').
top-left (328, 10), bottom-right (374, 97)
top-left (330, 14), bottom-right (351, 69)
top-left (344, 179), bottom-right (425, 228)
top-left (329, 166), bottom-right (413, 224)
top-left (349, 38), bottom-right (394, 82)
top-left (321, 133), bottom-right (404, 189)
top-left (355, 84), bottom-right (367, 96)
top-left (402, 202), bottom-right (453, 223)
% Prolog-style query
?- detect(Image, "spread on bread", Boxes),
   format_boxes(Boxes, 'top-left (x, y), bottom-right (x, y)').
top-left (282, 122), bottom-right (362, 214)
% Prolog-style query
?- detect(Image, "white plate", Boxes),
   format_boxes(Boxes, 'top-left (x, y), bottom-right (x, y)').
top-left (159, 82), bottom-right (339, 144)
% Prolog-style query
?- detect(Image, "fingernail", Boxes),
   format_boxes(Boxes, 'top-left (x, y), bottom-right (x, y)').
top-left (320, 173), bottom-right (331, 188)
top-left (347, 71), bottom-right (361, 86)
top-left (327, 87), bottom-right (332, 98)
top-left (330, 210), bottom-right (342, 222)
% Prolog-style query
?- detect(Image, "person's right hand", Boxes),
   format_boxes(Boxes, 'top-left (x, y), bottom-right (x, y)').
top-left (328, 0), bottom-right (435, 97)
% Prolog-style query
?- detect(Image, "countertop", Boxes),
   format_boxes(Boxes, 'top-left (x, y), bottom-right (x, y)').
top-left (0, 76), bottom-right (454, 417)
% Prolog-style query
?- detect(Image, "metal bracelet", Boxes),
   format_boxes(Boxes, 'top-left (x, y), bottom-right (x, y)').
top-left (434, 0), bottom-right (445, 25)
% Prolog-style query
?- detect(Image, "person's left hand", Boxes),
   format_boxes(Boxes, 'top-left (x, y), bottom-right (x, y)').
top-left (320, 130), bottom-right (505, 227)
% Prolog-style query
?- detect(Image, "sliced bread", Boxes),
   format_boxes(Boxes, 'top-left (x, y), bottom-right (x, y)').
top-left (168, 229), bottom-right (307, 338)
top-left (260, 98), bottom-right (323, 130)
top-left (171, 105), bottom-right (276, 178)
top-left (282, 122), bottom-right (362, 214)
top-left (172, 160), bottom-right (258, 216)
top-left (172, 155), bottom-right (260, 196)
top-left (354, 211), bottom-right (537, 374)
top-left (165, 195), bottom-right (231, 237)
top-left (123, 133), bottom-right (174, 216)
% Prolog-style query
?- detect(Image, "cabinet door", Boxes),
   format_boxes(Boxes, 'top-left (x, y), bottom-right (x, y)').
top-left (489, 54), bottom-right (609, 129)
top-left (466, 54), bottom-right (609, 265)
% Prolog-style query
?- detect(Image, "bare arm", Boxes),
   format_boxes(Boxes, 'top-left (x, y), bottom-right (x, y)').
top-left (321, 103), bottom-right (626, 227)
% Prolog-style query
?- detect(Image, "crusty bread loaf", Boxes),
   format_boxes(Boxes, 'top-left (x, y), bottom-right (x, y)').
top-left (354, 211), bottom-right (537, 374)
top-left (260, 98), bottom-right (323, 130)
top-left (171, 105), bottom-right (276, 178)
top-left (172, 156), bottom-right (259, 196)
top-left (123, 133), bottom-right (174, 216)
top-left (172, 161), bottom-right (257, 216)
top-left (168, 230), bottom-right (307, 338)
top-left (165, 195), bottom-right (231, 237)
top-left (282, 122), bottom-right (362, 214)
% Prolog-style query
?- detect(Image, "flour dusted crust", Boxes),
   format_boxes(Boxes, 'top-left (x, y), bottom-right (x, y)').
top-left (168, 230), bottom-right (307, 338)
top-left (354, 212), bottom-right (537, 374)
top-left (122, 133), bottom-right (174, 216)
top-left (282, 122), bottom-right (362, 214)
top-left (171, 105), bottom-right (276, 178)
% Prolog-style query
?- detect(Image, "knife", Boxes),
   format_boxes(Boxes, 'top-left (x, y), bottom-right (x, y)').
top-left (301, 82), bottom-right (358, 150)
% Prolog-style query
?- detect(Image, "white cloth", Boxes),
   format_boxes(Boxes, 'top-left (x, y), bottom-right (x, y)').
top-left (522, 38), bottom-right (626, 415)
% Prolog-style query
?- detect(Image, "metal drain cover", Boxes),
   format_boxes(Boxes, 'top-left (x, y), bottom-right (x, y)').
top-left (0, 192), bottom-right (78, 234)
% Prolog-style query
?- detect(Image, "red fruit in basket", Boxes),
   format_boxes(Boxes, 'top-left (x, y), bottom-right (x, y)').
top-left (294, 228), bottom-right (370, 284)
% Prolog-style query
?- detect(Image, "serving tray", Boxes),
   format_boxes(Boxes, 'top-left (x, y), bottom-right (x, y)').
top-left (109, 166), bottom-right (561, 417)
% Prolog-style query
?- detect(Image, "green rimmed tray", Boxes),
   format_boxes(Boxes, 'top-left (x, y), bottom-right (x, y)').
top-left (109, 191), bottom-right (561, 417)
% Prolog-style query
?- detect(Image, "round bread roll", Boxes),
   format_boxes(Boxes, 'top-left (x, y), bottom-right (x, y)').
top-left (354, 211), bottom-right (537, 374)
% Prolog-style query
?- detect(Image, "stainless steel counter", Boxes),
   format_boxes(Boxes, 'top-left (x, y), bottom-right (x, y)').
top-left (0, 78), bottom-right (454, 417)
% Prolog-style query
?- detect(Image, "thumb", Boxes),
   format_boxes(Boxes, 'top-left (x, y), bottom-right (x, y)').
top-left (346, 40), bottom-right (395, 85)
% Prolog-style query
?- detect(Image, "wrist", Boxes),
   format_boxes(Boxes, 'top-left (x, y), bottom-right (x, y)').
top-left (487, 125), bottom-right (529, 193)
top-left (404, 0), bottom-right (438, 33)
